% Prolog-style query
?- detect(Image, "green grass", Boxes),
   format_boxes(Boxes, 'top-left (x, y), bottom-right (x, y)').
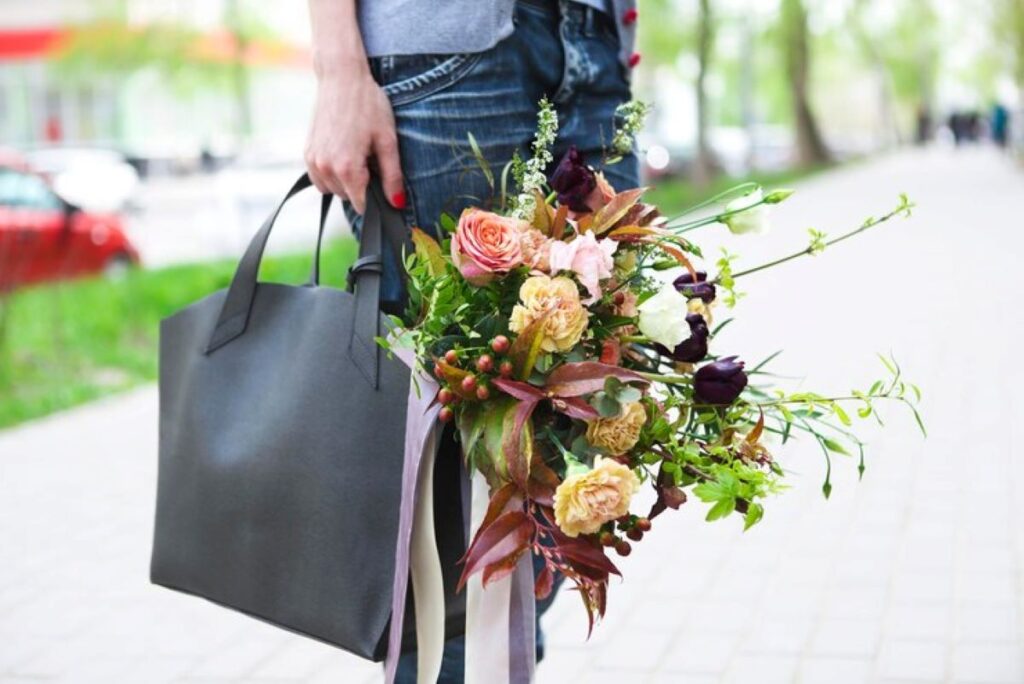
top-left (0, 239), bottom-right (358, 429)
top-left (644, 165), bottom-right (831, 216)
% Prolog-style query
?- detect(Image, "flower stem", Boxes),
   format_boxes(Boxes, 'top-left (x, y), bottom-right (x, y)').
top-left (720, 201), bottom-right (913, 283)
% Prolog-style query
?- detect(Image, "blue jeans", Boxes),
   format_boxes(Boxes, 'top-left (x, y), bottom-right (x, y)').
top-left (364, 1), bottom-right (640, 680)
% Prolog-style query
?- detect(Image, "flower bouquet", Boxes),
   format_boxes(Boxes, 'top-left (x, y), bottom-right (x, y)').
top-left (384, 99), bottom-right (922, 630)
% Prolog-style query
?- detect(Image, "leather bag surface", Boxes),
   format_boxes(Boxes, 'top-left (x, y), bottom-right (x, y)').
top-left (151, 174), bottom-right (458, 660)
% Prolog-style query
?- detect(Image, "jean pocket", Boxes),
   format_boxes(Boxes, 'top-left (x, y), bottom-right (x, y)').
top-left (372, 53), bottom-right (483, 108)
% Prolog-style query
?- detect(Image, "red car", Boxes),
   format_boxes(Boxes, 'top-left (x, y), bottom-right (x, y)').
top-left (0, 150), bottom-right (139, 290)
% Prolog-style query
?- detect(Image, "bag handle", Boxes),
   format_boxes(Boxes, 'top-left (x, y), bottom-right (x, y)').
top-left (205, 174), bottom-right (407, 390)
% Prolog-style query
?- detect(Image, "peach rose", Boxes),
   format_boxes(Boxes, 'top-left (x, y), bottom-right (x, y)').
top-left (450, 208), bottom-right (524, 284)
top-left (583, 172), bottom-right (617, 212)
top-left (585, 401), bottom-right (647, 454)
top-left (553, 457), bottom-right (640, 537)
top-left (509, 275), bottom-right (588, 353)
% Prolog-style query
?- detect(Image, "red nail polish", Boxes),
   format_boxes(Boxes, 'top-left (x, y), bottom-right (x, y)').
top-left (391, 191), bottom-right (407, 209)
top-left (628, 52), bottom-right (642, 68)
top-left (622, 8), bottom-right (638, 25)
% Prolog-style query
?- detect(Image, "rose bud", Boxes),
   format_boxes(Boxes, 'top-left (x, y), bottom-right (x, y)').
top-left (549, 145), bottom-right (597, 212)
top-left (673, 270), bottom-right (717, 303)
top-left (693, 356), bottom-right (748, 405)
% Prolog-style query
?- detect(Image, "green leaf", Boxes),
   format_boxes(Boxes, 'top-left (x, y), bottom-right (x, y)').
top-left (705, 497), bottom-right (735, 521)
top-left (410, 227), bottom-right (446, 277)
top-left (743, 503), bottom-right (764, 530)
top-left (467, 132), bottom-right (494, 189)
top-left (439, 212), bottom-right (458, 234)
top-left (832, 403), bottom-right (852, 427)
top-left (822, 438), bottom-right (851, 456)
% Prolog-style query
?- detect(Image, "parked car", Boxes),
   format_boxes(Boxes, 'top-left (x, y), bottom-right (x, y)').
top-left (22, 146), bottom-right (140, 213)
top-left (0, 151), bottom-right (139, 290)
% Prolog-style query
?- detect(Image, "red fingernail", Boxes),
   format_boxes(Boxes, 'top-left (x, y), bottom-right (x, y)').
top-left (628, 52), bottom-right (642, 68)
top-left (622, 8), bottom-right (638, 25)
top-left (391, 191), bottom-right (407, 209)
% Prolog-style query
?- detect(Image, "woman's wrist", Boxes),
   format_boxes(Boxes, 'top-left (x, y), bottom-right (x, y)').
top-left (313, 50), bottom-right (371, 81)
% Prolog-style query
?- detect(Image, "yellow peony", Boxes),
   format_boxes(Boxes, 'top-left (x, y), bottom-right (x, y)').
top-left (509, 275), bottom-right (588, 353)
top-left (554, 458), bottom-right (641, 537)
top-left (585, 401), bottom-right (647, 454)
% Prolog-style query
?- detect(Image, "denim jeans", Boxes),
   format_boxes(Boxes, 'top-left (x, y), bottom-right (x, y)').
top-left (362, 1), bottom-right (640, 681)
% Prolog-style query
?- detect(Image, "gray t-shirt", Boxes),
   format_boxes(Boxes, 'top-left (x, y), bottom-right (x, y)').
top-left (358, 0), bottom-right (637, 68)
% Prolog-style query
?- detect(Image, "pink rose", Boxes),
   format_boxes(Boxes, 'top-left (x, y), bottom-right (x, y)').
top-left (548, 231), bottom-right (617, 304)
top-left (450, 209), bottom-right (524, 284)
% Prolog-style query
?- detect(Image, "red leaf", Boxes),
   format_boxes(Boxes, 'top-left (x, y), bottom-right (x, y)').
top-left (502, 399), bottom-right (538, 490)
top-left (590, 188), bottom-right (645, 234)
top-left (534, 562), bottom-right (554, 599)
top-left (482, 546), bottom-right (530, 587)
top-left (551, 396), bottom-right (601, 420)
top-left (458, 511), bottom-right (533, 591)
top-left (492, 378), bottom-right (546, 402)
top-left (546, 527), bottom-right (621, 577)
top-left (545, 362), bottom-right (649, 397)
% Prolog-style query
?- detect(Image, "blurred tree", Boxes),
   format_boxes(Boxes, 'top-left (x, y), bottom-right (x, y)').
top-left (693, 0), bottom-right (722, 185)
top-left (994, 0), bottom-right (1024, 110)
top-left (848, 0), bottom-right (941, 145)
top-left (779, 0), bottom-right (831, 165)
top-left (53, 0), bottom-right (278, 142)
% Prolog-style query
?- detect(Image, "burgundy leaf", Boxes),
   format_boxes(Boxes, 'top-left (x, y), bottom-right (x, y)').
top-left (458, 511), bottom-right (533, 591)
top-left (549, 533), bottom-right (621, 577)
top-left (482, 546), bottom-right (530, 587)
top-left (534, 562), bottom-right (554, 599)
top-left (545, 362), bottom-right (649, 398)
top-left (551, 396), bottom-right (601, 420)
top-left (492, 378), bottom-right (546, 402)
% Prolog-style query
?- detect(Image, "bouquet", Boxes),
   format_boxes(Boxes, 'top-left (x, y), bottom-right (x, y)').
top-left (383, 99), bottom-right (922, 630)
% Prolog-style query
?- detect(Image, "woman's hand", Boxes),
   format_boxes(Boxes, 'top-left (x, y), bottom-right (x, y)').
top-left (305, 0), bottom-right (405, 214)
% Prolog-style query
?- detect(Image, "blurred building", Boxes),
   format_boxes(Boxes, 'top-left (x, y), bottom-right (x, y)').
top-left (0, 0), bottom-right (315, 171)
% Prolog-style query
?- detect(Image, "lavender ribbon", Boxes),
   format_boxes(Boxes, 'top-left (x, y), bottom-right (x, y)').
top-left (385, 346), bottom-right (538, 684)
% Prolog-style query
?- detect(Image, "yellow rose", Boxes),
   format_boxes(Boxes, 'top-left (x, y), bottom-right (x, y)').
top-left (554, 457), bottom-right (641, 537)
top-left (509, 275), bottom-right (588, 353)
top-left (585, 401), bottom-right (647, 454)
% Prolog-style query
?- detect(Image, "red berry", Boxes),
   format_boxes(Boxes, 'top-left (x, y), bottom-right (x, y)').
top-left (476, 354), bottom-right (494, 373)
top-left (627, 527), bottom-right (644, 542)
top-left (636, 517), bottom-right (652, 532)
top-left (433, 364), bottom-right (445, 378)
top-left (461, 375), bottom-right (477, 393)
top-left (615, 540), bottom-right (632, 556)
top-left (437, 388), bottom-right (454, 405)
top-left (499, 361), bottom-right (514, 378)
top-left (444, 349), bottom-right (459, 365)
top-left (613, 292), bottom-right (626, 305)
top-left (599, 531), bottom-right (616, 547)
top-left (491, 335), bottom-right (510, 354)
top-left (438, 407), bottom-right (454, 423)
top-left (475, 384), bottom-right (490, 400)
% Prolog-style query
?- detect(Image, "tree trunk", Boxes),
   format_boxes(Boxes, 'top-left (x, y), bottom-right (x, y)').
top-left (781, 0), bottom-right (831, 166)
top-left (693, 0), bottom-right (721, 185)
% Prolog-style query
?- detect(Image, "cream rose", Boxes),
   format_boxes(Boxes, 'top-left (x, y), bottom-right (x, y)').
top-left (585, 401), bottom-right (647, 454)
top-left (554, 457), bottom-right (641, 537)
top-left (509, 275), bottom-right (588, 353)
top-left (637, 284), bottom-right (690, 348)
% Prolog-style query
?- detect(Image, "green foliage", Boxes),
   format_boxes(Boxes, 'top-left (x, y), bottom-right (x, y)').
top-left (0, 239), bottom-right (357, 428)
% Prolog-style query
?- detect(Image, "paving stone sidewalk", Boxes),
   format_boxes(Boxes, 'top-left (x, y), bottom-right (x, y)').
top-left (1, 147), bottom-right (1022, 683)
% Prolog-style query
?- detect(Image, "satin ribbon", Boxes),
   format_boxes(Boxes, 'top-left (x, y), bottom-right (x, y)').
top-left (385, 347), bottom-right (537, 684)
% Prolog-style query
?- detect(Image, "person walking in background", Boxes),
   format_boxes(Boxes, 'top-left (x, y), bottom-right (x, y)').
top-left (303, 0), bottom-right (639, 681)
top-left (991, 102), bottom-right (1010, 150)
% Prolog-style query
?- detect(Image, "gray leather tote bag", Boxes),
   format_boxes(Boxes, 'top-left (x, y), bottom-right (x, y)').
top-left (151, 174), bottom-right (432, 659)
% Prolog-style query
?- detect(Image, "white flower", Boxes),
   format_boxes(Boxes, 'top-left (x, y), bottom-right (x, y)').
top-left (723, 188), bottom-right (770, 235)
top-left (637, 284), bottom-right (690, 348)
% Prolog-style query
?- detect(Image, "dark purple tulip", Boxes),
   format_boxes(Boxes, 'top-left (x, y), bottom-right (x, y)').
top-left (654, 313), bottom-right (709, 363)
top-left (693, 356), bottom-right (748, 405)
top-left (673, 270), bottom-right (717, 303)
top-left (550, 145), bottom-right (596, 212)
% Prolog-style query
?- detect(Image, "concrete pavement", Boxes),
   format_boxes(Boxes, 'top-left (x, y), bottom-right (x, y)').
top-left (1, 146), bottom-right (1023, 683)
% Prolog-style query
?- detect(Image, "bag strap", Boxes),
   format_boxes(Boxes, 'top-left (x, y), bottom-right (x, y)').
top-left (205, 174), bottom-right (408, 387)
